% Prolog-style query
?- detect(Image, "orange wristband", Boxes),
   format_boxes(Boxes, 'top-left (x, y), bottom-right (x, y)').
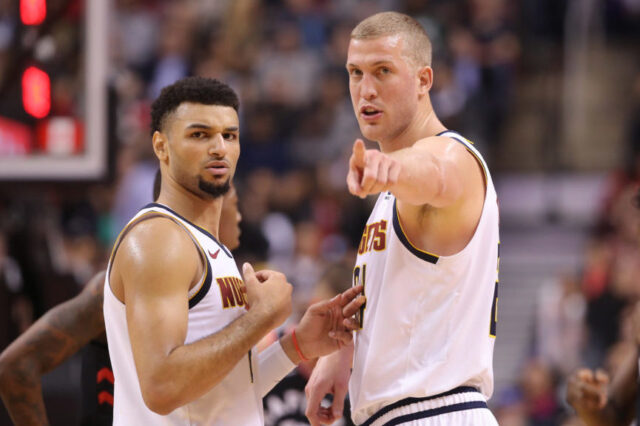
top-left (291, 328), bottom-right (308, 362)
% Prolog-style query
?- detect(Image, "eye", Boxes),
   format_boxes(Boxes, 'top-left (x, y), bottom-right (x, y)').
top-left (378, 67), bottom-right (391, 75)
top-left (223, 133), bottom-right (238, 141)
top-left (190, 131), bottom-right (208, 139)
top-left (349, 68), bottom-right (363, 78)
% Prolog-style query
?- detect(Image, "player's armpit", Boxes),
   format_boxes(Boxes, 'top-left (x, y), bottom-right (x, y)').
top-left (0, 270), bottom-right (107, 426)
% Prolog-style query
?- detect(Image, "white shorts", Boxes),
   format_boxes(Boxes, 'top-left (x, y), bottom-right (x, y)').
top-left (358, 387), bottom-right (498, 426)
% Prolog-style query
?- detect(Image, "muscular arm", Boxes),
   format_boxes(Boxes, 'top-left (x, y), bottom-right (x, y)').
top-left (115, 219), bottom-right (291, 415)
top-left (0, 271), bottom-right (106, 426)
top-left (385, 136), bottom-right (470, 208)
top-left (348, 136), bottom-right (485, 251)
top-left (349, 137), bottom-right (478, 207)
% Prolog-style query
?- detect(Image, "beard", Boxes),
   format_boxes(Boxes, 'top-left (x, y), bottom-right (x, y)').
top-left (198, 177), bottom-right (230, 198)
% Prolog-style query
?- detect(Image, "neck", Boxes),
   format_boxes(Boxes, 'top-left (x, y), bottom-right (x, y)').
top-left (379, 101), bottom-right (447, 153)
top-left (156, 175), bottom-right (222, 238)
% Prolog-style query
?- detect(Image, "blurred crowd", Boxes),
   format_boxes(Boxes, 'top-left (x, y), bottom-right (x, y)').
top-left (491, 78), bottom-right (640, 424)
top-left (0, 0), bottom-right (639, 425)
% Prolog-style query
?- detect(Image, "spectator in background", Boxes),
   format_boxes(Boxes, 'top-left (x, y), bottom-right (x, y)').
top-left (469, 0), bottom-right (520, 159)
top-left (520, 360), bottom-right (563, 426)
top-left (535, 273), bottom-right (587, 376)
top-left (147, 3), bottom-right (195, 99)
top-left (255, 19), bottom-right (321, 107)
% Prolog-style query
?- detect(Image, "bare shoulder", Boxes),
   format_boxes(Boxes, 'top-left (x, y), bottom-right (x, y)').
top-left (112, 216), bottom-right (202, 302)
top-left (416, 136), bottom-right (479, 168)
top-left (117, 216), bottom-right (201, 271)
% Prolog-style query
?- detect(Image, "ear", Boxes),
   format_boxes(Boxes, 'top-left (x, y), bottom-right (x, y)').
top-left (417, 66), bottom-right (433, 95)
top-left (152, 131), bottom-right (169, 163)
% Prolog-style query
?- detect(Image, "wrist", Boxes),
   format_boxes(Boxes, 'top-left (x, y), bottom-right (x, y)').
top-left (247, 303), bottom-right (280, 331)
top-left (280, 332), bottom-right (301, 364)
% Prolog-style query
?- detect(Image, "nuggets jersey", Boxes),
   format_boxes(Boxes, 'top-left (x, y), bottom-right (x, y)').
top-left (349, 131), bottom-right (500, 424)
top-left (104, 203), bottom-right (263, 425)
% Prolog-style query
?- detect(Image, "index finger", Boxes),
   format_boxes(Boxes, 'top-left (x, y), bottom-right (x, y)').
top-left (343, 295), bottom-right (366, 318)
top-left (353, 139), bottom-right (366, 166)
top-left (594, 369), bottom-right (609, 385)
top-left (337, 284), bottom-right (364, 307)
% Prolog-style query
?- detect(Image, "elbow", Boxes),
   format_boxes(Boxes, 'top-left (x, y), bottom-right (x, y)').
top-left (430, 162), bottom-right (463, 208)
top-left (0, 353), bottom-right (19, 398)
top-left (140, 382), bottom-right (181, 415)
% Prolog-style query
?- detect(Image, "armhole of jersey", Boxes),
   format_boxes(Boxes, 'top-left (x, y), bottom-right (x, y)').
top-left (438, 131), bottom-right (488, 189)
top-left (107, 211), bottom-right (209, 307)
top-left (391, 199), bottom-right (439, 264)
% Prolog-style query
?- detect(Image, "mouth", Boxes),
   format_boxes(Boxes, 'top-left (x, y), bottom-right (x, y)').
top-left (359, 105), bottom-right (382, 121)
top-left (205, 161), bottom-right (229, 177)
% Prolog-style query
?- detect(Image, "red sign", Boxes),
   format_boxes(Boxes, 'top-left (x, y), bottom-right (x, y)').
top-left (22, 66), bottom-right (51, 119)
top-left (36, 117), bottom-right (84, 155)
top-left (20, 0), bottom-right (47, 26)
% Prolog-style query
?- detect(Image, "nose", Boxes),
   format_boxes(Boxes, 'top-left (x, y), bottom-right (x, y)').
top-left (208, 133), bottom-right (228, 158)
top-left (360, 74), bottom-right (377, 101)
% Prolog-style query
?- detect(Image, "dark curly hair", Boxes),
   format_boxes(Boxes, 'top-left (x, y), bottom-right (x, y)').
top-left (150, 76), bottom-right (239, 136)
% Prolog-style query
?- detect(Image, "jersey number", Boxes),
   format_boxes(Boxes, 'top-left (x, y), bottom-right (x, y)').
top-left (353, 264), bottom-right (367, 328)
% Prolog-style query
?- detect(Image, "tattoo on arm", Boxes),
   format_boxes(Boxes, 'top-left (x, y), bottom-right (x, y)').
top-left (0, 272), bottom-right (106, 426)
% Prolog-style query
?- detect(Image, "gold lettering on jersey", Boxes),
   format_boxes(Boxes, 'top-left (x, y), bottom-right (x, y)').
top-left (217, 277), bottom-right (247, 308)
top-left (358, 220), bottom-right (387, 255)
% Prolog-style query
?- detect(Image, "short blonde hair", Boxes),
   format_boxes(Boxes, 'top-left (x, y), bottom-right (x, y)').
top-left (351, 11), bottom-right (432, 67)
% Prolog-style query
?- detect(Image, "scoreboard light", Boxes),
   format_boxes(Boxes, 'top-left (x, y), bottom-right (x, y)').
top-left (20, 0), bottom-right (47, 26)
top-left (22, 66), bottom-right (51, 119)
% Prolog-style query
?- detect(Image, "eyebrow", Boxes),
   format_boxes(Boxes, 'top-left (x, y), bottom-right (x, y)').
top-left (185, 123), bottom-right (239, 132)
top-left (346, 60), bottom-right (393, 68)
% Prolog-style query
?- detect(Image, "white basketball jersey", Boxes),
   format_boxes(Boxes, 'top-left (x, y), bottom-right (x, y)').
top-left (104, 203), bottom-right (263, 425)
top-left (349, 131), bottom-right (500, 425)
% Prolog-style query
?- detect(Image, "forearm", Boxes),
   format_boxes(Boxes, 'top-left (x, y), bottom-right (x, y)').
top-left (140, 309), bottom-right (277, 413)
top-left (0, 359), bottom-right (49, 426)
top-left (331, 342), bottom-right (354, 366)
top-left (256, 339), bottom-right (297, 397)
top-left (0, 280), bottom-right (104, 425)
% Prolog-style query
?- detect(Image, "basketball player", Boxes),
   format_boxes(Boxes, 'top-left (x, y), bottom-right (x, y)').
top-left (305, 12), bottom-right (500, 425)
top-left (104, 76), bottom-right (364, 424)
top-left (0, 177), bottom-right (243, 425)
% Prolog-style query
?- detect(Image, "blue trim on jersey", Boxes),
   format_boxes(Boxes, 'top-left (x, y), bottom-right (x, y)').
top-left (360, 386), bottom-right (480, 426)
top-left (188, 257), bottom-right (213, 309)
top-left (391, 200), bottom-right (439, 264)
top-left (382, 401), bottom-right (489, 426)
top-left (143, 202), bottom-right (232, 258)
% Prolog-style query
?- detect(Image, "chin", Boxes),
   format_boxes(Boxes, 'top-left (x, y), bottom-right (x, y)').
top-left (360, 126), bottom-right (384, 143)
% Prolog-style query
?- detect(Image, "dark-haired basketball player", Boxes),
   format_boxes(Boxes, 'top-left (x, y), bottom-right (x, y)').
top-left (104, 76), bottom-right (363, 425)
top-left (0, 178), bottom-right (241, 426)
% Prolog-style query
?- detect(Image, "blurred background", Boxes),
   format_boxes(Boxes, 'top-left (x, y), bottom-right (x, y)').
top-left (0, 0), bottom-right (639, 425)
